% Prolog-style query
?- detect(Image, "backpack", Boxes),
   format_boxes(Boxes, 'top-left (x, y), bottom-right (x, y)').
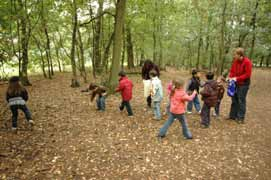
top-left (227, 80), bottom-right (236, 97)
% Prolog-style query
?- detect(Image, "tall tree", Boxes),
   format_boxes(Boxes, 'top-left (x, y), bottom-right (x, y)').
top-left (70, 0), bottom-right (80, 87)
top-left (109, 0), bottom-right (126, 90)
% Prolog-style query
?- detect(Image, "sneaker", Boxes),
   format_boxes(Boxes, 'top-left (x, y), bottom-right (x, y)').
top-left (184, 136), bottom-right (193, 140)
top-left (200, 124), bottom-right (209, 128)
top-left (157, 135), bottom-right (165, 141)
top-left (11, 127), bottom-right (17, 131)
top-left (236, 119), bottom-right (245, 124)
top-left (186, 111), bottom-right (192, 114)
top-left (28, 120), bottom-right (34, 125)
top-left (128, 115), bottom-right (134, 118)
top-left (226, 117), bottom-right (236, 121)
top-left (198, 110), bottom-right (201, 114)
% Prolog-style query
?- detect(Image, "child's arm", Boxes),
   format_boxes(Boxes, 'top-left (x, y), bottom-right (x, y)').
top-left (115, 82), bottom-right (124, 92)
top-left (182, 90), bottom-right (197, 101)
top-left (22, 89), bottom-right (29, 101)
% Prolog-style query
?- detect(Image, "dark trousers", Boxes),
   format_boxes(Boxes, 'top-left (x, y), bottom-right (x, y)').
top-left (229, 85), bottom-right (249, 120)
top-left (214, 100), bottom-right (221, 116)
top-left (10, 105), bottom-right (32, 128)
top-left (147, 95), bottom-right (152, 108)
top-left (201, 103), bottom-right (211, 126)
top-left (120, 100), bottom-right (133, 116)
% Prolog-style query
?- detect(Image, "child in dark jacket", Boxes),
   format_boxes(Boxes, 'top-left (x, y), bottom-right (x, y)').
top-left (115, 71), bottom-right (133, 116)
top-left (186, 69), bottom-right (201, 114)
top-left (82, 83), bottom-right (107, 111)
top-left (6, 76), bottom-right (33, 130)
top-left (214, 76), bottom-right (226, 117)
top-left (200, 72), bottom-right (218, 128)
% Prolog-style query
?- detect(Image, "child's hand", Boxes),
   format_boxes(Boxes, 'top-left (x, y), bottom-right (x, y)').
top-left (193, 90), bottom-right (197, 94)
top-left (102, 92), bottom-right (107, 96)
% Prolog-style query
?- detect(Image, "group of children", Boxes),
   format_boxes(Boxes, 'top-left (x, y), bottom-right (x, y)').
top-left (5, 69), bottom-right (226, 141)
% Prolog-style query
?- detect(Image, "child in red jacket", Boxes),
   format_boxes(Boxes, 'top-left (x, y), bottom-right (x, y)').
top-left (115, 71), bottom-right (134, 116)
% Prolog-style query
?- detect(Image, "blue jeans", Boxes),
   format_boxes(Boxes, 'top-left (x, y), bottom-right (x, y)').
top-left (10, 105), bottom-right (32, 128)
top-left (153, 101), bottom-right (161, 119)
top-left (229, 85), bottom-right (249, 120)
top-left (96, 96), bottom-right (106, 111)
top-left (120, 100), bottom-right (133, 116)
top-left (158, 113), bottom-right (192, 138)
top-left (187, 94), bottom-right (201, 112)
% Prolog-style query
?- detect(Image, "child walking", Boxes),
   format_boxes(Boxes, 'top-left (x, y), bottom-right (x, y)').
top-left (158, 79), bottom-right (197, 140)
top-left (200, 72), bottom-right (218, 128)
top-left (150, 70), bottom-right (163, 120)
top-left (186, 69), bottom-right (201, 114)
top-left (115, 71), bottom-right (134, 116)
top-left (6, 76), bottom-right (33, 130)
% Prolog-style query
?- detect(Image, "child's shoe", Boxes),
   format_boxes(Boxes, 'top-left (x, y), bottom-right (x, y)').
top-left (11, 127), bottom-right (17, 131)
top-left (186, 111), bottom-right (192, 114)
top-left (28, 120), bottom-right (34, 125)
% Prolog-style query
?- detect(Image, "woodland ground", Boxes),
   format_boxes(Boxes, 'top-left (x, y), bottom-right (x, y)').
top-left (0, 68), bottom-right (271, 179)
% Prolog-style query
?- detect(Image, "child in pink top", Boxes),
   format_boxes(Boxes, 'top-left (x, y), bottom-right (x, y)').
top-left (158, 79), bottom-right (197, 140)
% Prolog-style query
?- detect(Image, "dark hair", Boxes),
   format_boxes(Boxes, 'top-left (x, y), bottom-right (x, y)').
top-left (149, 70), bottom-right (158, 77)
top-left (206, 72), bottom-right (214, 80)
top-left (7, 76), bottom-right (25, 96)
top-left (118, 70), bottom-right (126, 77)
top-left (192, 69), bottom-right (198, 76)
top-left (88, 83), bottom-right (98, 90)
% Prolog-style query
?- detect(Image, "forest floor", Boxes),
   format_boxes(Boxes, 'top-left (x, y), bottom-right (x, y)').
top-left (0, 68), bottom-right (271, 179)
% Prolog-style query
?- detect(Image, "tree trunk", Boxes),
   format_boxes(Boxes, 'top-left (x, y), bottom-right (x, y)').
top-left (33, 36), bottom-right (47, 78)
top-left (121, 26), bottom-right (125, 69)
top-left (109, 0), bottom-right (126, 90)
top-left (260, 56), bottom-right (264, 67)
top-left (93, 0), bottom-right (104, 74)
top-left (102, 32), bottom-right (114, 72)
top-left (70, 0), bottom-right (80, 87)
top-left (126, 25), bottom-right (134, 69)
top-left (267, 53), bottom-right (271, 67)
top-left (196, 37), bottom-right (202, 70)
top-left (77, 28), bottom-right (87, 83)
top-left (249, 0), bottom-right (259, 61)
top-left (18, 0), bottom-right (31, 86)
top-left (217, 0), bottom-right (227, 76)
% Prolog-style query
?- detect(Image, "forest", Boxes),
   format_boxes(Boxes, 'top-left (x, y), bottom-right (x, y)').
top-left (0, 0), bottom-right (270, 86)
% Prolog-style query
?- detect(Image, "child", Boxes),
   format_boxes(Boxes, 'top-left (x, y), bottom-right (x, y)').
top-left (150, 70), bottom-right (163, 120)
top-left (82, 83), bottom-right (107, 111)
top-left (186, 69), bottom-right (201, 114)
top-left (200, 72), bottom-right (218, 128)
top-left (158, 79), bottom-right (197, 139)
top-left (164, 80), bottom-right (174, 115)
top-left (141, 59), bottom-right (160, 108)
top-left (115, 71), bottom-right (133, 116)
top-left (213, 76), bottom-right (226, 117)
top-left (6, 76), bottom-right (33, 130)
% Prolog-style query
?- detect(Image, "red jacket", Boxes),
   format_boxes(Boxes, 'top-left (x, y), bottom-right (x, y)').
top-left (116, 76), bottom-right (133, 101)
top-left (229, 57), bottom-right (252, 86)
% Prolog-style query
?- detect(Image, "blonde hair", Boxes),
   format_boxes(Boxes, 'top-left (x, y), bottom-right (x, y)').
top-left (170, 79), bottom-right (185, 97)
top-left (235, 48), bottom-right (245, 57)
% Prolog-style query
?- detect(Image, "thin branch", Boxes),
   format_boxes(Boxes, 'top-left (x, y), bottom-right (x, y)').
top-left (79, 11), bottom-right (115, 27)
